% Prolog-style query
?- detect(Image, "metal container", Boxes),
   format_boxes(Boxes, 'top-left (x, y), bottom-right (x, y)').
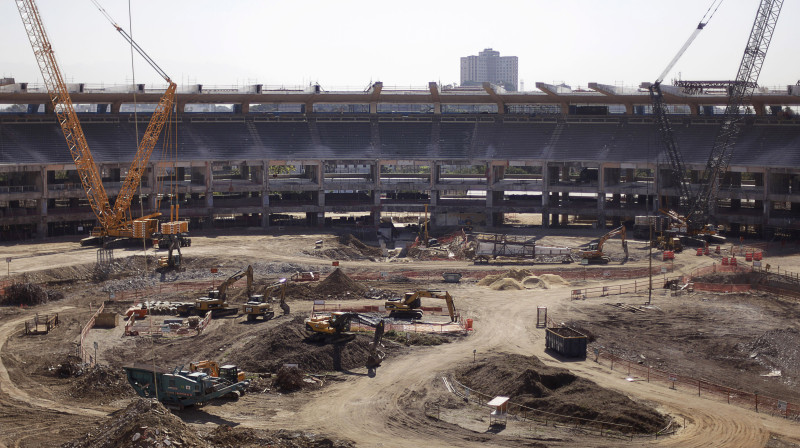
top-left (545, 326), bottom-right (587, 358)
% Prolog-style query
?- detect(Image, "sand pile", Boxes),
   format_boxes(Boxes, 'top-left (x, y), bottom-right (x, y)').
top-left (231, 316), bottom-right (376, 374)
top-left (314, 268), bottom-right (368, 298)
top-left (478, 269), bottom-right (556, 290)
top-left (62, 398), bottom-right (204, 448)
top-left (539, 273), bottom-right (570, 286)
top-left (455, 354), bottom-right (669, 434)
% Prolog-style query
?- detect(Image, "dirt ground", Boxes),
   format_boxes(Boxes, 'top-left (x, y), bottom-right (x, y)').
top-left (2, 227), bottom-right (800, 447)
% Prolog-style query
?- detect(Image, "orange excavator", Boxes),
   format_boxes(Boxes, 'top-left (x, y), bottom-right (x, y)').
top-left (15, 0), bottom-right (181, 246)
top-left (578, 226), bottom-right (628, 264)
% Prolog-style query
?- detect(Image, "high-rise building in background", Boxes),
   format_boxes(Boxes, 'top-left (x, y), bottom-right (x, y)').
top-left (460, 48), bottom-right (518, 91)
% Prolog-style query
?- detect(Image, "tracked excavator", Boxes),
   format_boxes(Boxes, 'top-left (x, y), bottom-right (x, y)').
top-left (241, 278), bottom-right (290, 321)
top-left (304, 312), bottom-right (381, 344)
top-left (177, 266), bottom-right (253, 317)
top-left (384, 289), bottom-right (458, 322)
top-left (578, 226), bottom-right (628, 264)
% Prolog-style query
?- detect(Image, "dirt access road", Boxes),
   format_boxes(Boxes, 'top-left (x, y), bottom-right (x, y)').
top-left (2, 230), bottom-right (800, 447)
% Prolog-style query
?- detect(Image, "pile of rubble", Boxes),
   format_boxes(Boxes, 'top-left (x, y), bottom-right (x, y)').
top-left (62, 398), bottom-right (205, 448)
top-left (1, 282), bottom-right (63, 306)
top-left (71, 364), bottom-right (136, 403)
top-left (477, 270), bottom-right (569, 290)
top-left (313, 268), bottom-right (368, 298)
top-left (406, 231), bottom-right (469, 261)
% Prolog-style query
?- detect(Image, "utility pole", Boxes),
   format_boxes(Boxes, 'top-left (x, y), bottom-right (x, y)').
top-left (648, 220), bottom-right (653, 305)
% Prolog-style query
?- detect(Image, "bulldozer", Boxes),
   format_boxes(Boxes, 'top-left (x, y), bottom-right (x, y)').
top-left (578, 225), bottom-right (628, 264)
top-left (241, 278), bottom-right (290, 322)
top-left (304, 312), bottom-right (378, 344)
top-left (188, 360), bottom-right (246, 382)
top-left (384, 289), bottom-right (458, 322)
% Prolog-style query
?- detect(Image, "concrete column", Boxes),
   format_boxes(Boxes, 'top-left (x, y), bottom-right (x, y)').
top-left (762, 170), bottom-right (770, 226)
top-left (561, 191), bottom-right (569, 225)
top-left (541, 164), bottom-right (550, 228)
top-left (318, 191), bottom-right (325, 207)
top-left (205, 163), bottom-right (214, 228)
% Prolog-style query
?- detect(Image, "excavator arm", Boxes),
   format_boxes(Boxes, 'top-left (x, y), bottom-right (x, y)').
top-left (215, 265), bottom-right (254, 300)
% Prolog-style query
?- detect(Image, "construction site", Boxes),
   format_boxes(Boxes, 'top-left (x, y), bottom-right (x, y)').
top-left (3, 0), bottom-right (800, 446)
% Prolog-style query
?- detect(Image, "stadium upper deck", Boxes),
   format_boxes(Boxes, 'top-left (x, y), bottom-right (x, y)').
top-left (1, 80), bottom-right (798, 241)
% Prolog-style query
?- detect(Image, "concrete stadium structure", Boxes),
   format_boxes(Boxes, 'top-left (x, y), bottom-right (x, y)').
top-left (1, 80), bottom-right (799, 241)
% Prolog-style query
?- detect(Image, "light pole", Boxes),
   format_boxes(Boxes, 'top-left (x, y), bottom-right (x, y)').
top-left (648, 220), bottom-right (653, 305)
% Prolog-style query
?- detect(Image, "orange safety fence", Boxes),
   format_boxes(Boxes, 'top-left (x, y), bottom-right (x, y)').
top-left (593, 349), bottom-right (798, 419)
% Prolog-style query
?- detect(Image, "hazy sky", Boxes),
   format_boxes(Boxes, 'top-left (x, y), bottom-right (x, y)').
top-left (2, 0), bottom-right (798, 91)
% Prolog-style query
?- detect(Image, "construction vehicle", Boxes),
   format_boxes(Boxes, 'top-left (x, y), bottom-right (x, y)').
top-left (177, 266), bottom-right (253, 317)
top-left (123, 364), bottom-right (249, 410)
top-left (291, 271), bottom-right (319, 282)
top-left (384, 289), bottom-right (458, 322)
top-left (209, 265), bottom-right (254, 301)
top-left (305, 312), bottom-right (365, 344)
top-left (578, 226), bottom-right (628, 264)
top-left (366, 320), bottom-right (386, 374)
top-left (241, 278), bottom-right (290, 321)
top-left (16, 0), bottom-right (182, 246)
top-left (188, 360), bottom-right (246, 382)
top-left (647, 1), bottom-right (782, 235)
top-left (156, 235), bottom-right (183, 271)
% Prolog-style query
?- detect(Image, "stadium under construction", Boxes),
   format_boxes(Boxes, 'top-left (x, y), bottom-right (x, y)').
top-left (1, 80), bottom-right (799, 242)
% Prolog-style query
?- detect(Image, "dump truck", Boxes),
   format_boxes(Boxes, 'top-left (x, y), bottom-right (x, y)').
top-left (471, 233), bottom-right (572, 264)
top-left (123, 364), bottom-right (249, 410)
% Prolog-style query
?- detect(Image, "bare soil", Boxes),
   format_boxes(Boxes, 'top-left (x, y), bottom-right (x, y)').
top-left (1, 228), bottom-right (800, 447)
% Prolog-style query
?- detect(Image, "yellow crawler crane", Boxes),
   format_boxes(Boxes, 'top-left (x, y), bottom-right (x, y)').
top-left (16, 0), bottom-right (178, 245)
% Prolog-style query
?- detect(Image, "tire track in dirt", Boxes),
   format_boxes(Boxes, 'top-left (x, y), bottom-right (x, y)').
top-left (0, 306), bottom-right (107, 418)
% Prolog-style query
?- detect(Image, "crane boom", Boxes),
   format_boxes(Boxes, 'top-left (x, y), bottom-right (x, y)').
top-left (17, 0), bottom-right (178, 242)
top-left (15, 0), bottom-right (113, 229)
top-left (650, 0), bottom-right (782, 233)
top-left (691, 0), bottom-right (783, 227)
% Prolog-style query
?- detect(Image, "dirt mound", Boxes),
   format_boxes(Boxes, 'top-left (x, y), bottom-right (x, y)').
top-left (314, 268), bottom-right (368, 298)
top-left (340, 234), bottom-right (383, 257)
top-left (273, 365), bottom-right (306, 392)
top-left (62, 398), bottom-right (204, 448)
top-left (455, 354), bottom-right (669, 434)
top-left (71, 365), bottom-right (136, 403)
top-left (477, 269), bottom-right (533, 286)
top-left (231, 315), bottom-right (376, 374)
top-left (1, 282), bottom-right (64, 306)
top-left (539, 273), bottom-right (569, 287)
top-left (488, 278), bottom-right (525, 290)
top-left (204, 426), bottom-right (355, 448)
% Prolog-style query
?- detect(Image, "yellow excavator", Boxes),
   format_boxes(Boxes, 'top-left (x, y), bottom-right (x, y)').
top-left (177, 266), bottom-right (253, 317)
top-left (384, 289), bottom-right (458, 322)
top-left (188, 360), bottom-right (245, 382)
top-left (305, 312), bottom-right (362, 344)
top-left (578, 225), bottom-right (628, 264)
top-left (241, 278), bottom-right (290, 322)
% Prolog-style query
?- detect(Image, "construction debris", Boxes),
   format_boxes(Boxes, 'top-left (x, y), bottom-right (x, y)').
top-left (62, 398), bottom-right (205, 448)
top-left (1, 282), bottom-right (63, 306)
